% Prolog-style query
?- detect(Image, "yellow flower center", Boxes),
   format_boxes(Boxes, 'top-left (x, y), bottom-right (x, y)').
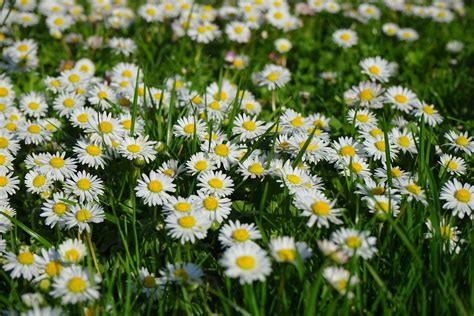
top-left (375, 140), bottom-right (386, 151)
top-left (248, 163), bottom-right (264, 175)
top-left (76, 209), bottom-right (92, 222)
top-left (127, 144), bottom-right (141, 153)
top-left (143, 275), bottom-right (156, 288)
top-left (33, 175), bottom-right (46, 188)
top-left (346, 235), bottom-right (361, 249)
top-left (446, 161), bottom-right (457, 170)
top-left (340, 145), bottom-right (355, 157)
top-left (368, 65), bottom-right (380, 75)
top-left (290, 116), bottom-right (304, 127)
top-left (0, 137), bottom-right (7, 148)
top-left (86, 145), bottom-right (101, 156)
top-left (455, 136), bottom-right (468, 147)
top-left (266, 72), bottom-right (279, 81)
top-left (203, 196), bottom-right (218, 210)
top-left (122, 70), bottom-right (132, 77)
top-left (311, 201), bottom-right (330, 216)
top-left (439, 226), bottom-right (454, 240)
top-left (208, 178), bottom-right (223, 189)
top-left (375, 201), bottom-right (389, 213)
top-left (356, 114), bottom-right (369, 122)
top-left (406, 183), bottom-right (421, 195)
top-left (0, 176), bottom-right (7, 187)
top-left (175, 202), bottom-right (191, 212)
top-left (77, 178), bottom-right (91, 190)
top-left (277, 249), bottom-right (296, 262)
top-left (371, 186), bottom-right (385, 195)
top-left (454, 188), bottom-right (470, 203)
top-left (50, 157), bottom-right (65, 168)
top-left (183, 123), bottom-right (195, 134)
top-left (67, 277), bottom-right (87, 293)
top-left (53, 202), bottom-right (67, 215)
top-left (0, 87), bottom-right (8, 97)
top-left (68, 74), bottom-right (80, 83)
top-left (242, 121), bottom-right (256, 131)
top-left (28, 102), bottom-right (39, 110)
top-left (398, 136), bottom-right (410, 148)
top-left (45, 261), bottom-right (62, 277)
top-left (148, 180), bottom-right (163, 193)
top-left (340, 33), bottom-right (350, 41)
top-left (17, 251), bottom-right (34, 265)
top-left (178, 216), bottom-right (196, 228)
top-left (209, 101), bottom-right (220, 110)
top-left (28, 124), bottom-right (41, 134)
top-left (174, 268), bottom-right (189, 280)
top-left (77, 113), bottom-right (88, 123)
top-left (215, 144), bottom-right (229, 157)
top-left (394, 95), bottom-right (407, 104)
top-left (236, 255), bottom-right (255, 270)
top-left (351, 162), bottom-right (363, 173)
top-left (423, 105), bottom-right (434, 115)
top-left (194, 160), bottom-right (207, 171)
top-left (64, 249), bottom-right (79, 262)
top-left (359, 89), bottom-right (374, 101)
top-left (232, 228), bottom-right (249, 242)
top-left (98, 91), bottom-right (107, 99)
top-left (286, 174), bottom-right (301, 185)
top-left (98, 121), bottom-right (113, 133)
top-left (391, 168), bottom-right (401, 178)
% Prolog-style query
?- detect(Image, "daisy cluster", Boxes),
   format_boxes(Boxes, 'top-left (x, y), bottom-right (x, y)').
top-left (0, 0), bottom-right (471, 313)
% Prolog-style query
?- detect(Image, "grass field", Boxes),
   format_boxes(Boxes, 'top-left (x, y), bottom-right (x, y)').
top-left (0, 0), bottom-right (473, 315)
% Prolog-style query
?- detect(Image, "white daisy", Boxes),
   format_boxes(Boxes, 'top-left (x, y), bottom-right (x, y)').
top-left (440, 179), bottom-right (473, 219)
top-left (165, 210), bottom-right (211, 244)
top-left (135, 171), bottom-right (176, 206)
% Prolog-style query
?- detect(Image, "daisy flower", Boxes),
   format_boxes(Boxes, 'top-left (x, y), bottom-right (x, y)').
top-left (87, 112), bottom-right (125, 146)
top-left (337, 156), bottom-right (371, 179)
top-left (220, 242), bottom-right (272, 284)
top-left (0, 170), bottom-right (20, 199)
top-left (186, 152), bottom-right (216, 176)
top-left (396, 28), bottom-right (419, 41)
top-left (347, 109), bottom-right (377, 129)
top-left (58, 239), bottom-right (87, 264)
top-left (135, 267), bottom-right (162, 300)
top-left (19, 92), bottom-right (48, 118)
top-left (53, 92), bottom-right (85, 118)
top-left (160, 262), bottom-right (204, 285)
top-left (38, 152), bottom-right (77, 181)
top-left (17, 120), bottom-right (51, 145)
top-left (0, 203), bottom-right (16, 233)
top-left (3, 248), bottom-right (41, 280)
top-left (203, 141), bottom-right (240, 170)
top-left (35, 248), bottom-right (63, 281)
top-left (64, 202), bottom-right (105, 233)
top-left (65, 171), bottom-right (104, 203)
top-left (158, 159), bottom-right (185, 180)
top-left (440, 179), bottom-right (473, 219)
top-left (195, 192), bottom-right (232, 223)
top-left (135, 171), bottom-right (176, 206)
top-left (367, 195), bottom-right (400, 219)
top-left (24, 170), bottom-right (53, 195)
top-left (238, 155), bottom-right (268, 180)
top-left (275, 38), bottom-right (292, 53)
top-left (165, 210), bottom-right (211, 244)
top-left (412, 100), bottom-right (443, 127)
top-left (359, 56), bottom-right (396, 83)
top-left (317, 240), bottom-right (349, 264)
top-left (374, 165), bottom-right (408, 184)
top-left (277, 162), bottom-right (311, 194)
top-left (256, 64), bottom-right (291, 90)
top-left (225, 22), bottom-right (251, 43)
top-left (219, 220), bottom-right (261, 247)
top-left (232, 114), bottom-right (268, 141)
top-left (40, 192), bottom-right (71, 228)
top-left (330, 136), bottom-right (364, 162)
top-left (163, 196), bottom-right (198, 214)
top-left (0, 131), bottom-right (21, 155)
top-left (323, 266), bottom-right (358, 298)
top-left (118, 135), bottom-right (157, 163)
top-left (269, 236), bottom-right (312, 264)
top-left (332, 29), bottom-right (358, 48)
top-left (197, 170), bottom-right (234, 197)
top-left (331, 228), bottom-right (377, 260)
top-left (439, 154), bottom-right (466, 176)
top-left (73, 140), bottom-right (108, 169)
top-left (87, 83), bottom-right (116, 109)
top-left (425, 218), bottom-right (463, 254)
top-left (293, 191), bottom-right (343, 227)
top-left (50, 266), bottom-right (100, 304)
top-left (349, 81), bottom-right (385, 109)
top-left (397, 177), bottom-right (428, 205)
top-left (364, 135), bottom-right (399, 162)
top-left (69, 107), bottom-right (96, 129)
top-left (444, 131), bottom-right (474, 154)
top-left (280, 109), bottom-right (309, 135)
top-left (173, 116), bottom-right (206, 139)
top-left (385, 86), bottom-right (418, 113)
top-left (391, 128), bottom-right (418, 155)
top-left (382, 23), bottom-right (399, 36)
top-left (0, 151), bottom-right (14, 172)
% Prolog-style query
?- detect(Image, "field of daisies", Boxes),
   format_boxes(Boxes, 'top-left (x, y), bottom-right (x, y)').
top-left (0, 0), bottom-right (473, 314)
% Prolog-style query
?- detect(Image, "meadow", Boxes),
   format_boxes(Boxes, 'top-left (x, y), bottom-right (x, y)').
top-left (0, 0), bottom-right (473, 314)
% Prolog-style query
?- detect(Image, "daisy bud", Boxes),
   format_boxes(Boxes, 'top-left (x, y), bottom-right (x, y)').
top-left (154, 141), bottom-right (166, 153)
top-left (133, 157), bottom-right (146, 168)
